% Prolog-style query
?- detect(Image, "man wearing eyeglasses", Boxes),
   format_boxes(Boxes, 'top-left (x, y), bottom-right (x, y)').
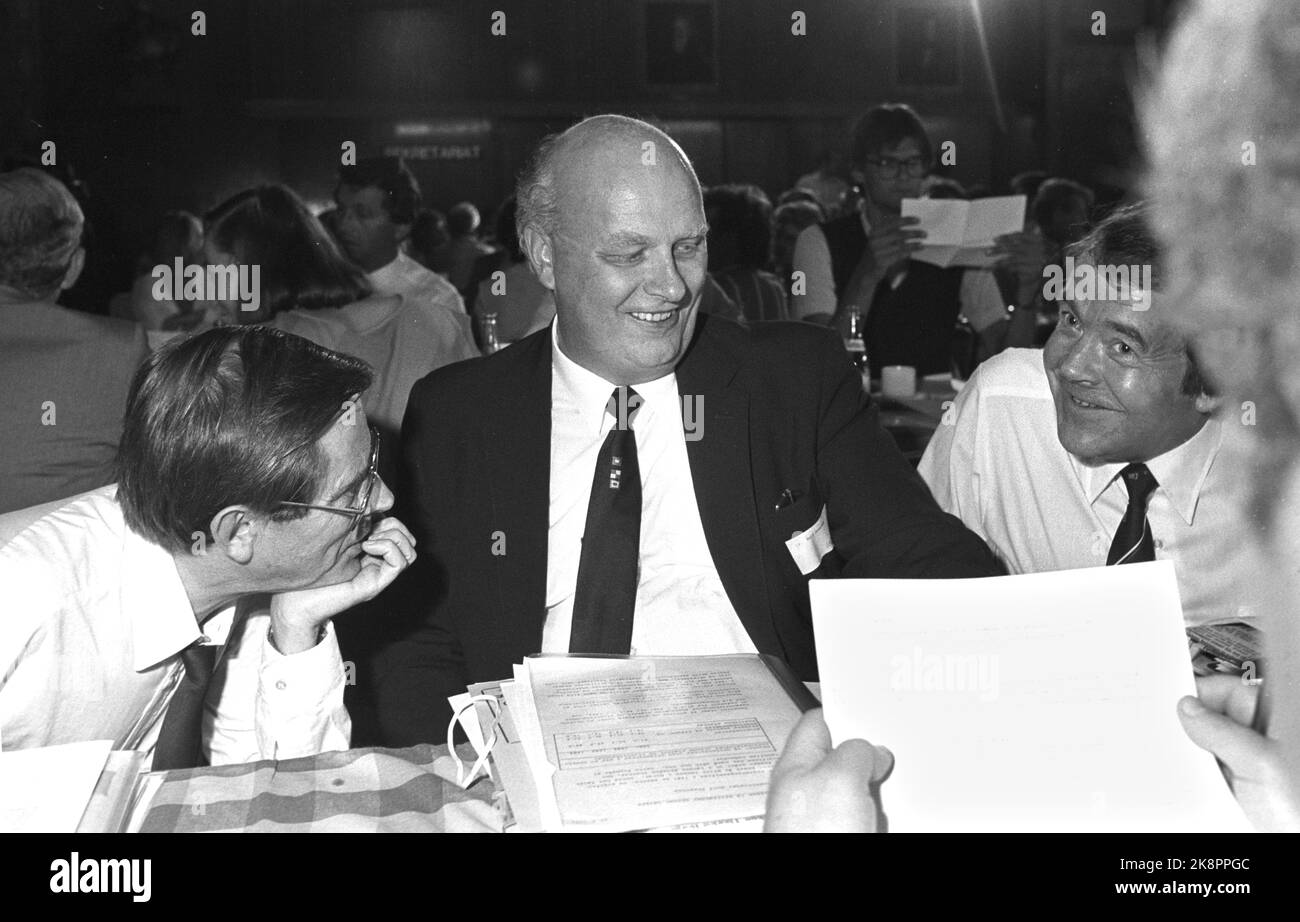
top-left (0, 326), bottom-right (416, 769)
top-left (790, 103), bottom-right (1029, 375)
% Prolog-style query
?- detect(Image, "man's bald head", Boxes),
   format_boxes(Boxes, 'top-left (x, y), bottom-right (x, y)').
top-left (516, 115), bottom-right (701, 240)
top-left (513, 115), bottom-right (709, 385)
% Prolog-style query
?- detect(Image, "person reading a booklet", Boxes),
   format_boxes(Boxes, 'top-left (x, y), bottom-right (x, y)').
top-left (0, 326), bottom-right (416, 770)
top-left (788, 103), bottom-right (1039, 373)
top-left (374, 114), bottom-right (1002, 745)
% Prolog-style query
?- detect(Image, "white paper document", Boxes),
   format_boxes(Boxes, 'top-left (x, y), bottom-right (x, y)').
top-left (901, 195), bottom-right (1026, 268)
top-left (0, 739), bottom-right (114, 832)
top-left (811, 562), bottom-right (1251, 832)
top-left (516, 655), bottom-right (805, 832)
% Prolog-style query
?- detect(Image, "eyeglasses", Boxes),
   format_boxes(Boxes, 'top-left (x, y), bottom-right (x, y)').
top-left (278, 425), bottom-right (381, 528)
top-left (863, 156), bottom-right (928, 179)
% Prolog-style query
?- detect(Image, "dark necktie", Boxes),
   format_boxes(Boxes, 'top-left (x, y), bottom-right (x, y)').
top-left (152, 640), bottom-right (217, 771)
top-left (1107, 463), bottom-right (1159, 566)
top-left (570, 386), bottom-right (642, 654)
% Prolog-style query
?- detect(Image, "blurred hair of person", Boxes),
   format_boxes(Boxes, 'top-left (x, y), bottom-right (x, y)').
top-left (771, 200), bottom-right (824, 304)
top-left (335, 156), bottom-right (469, 325)
top-left (704, 184), bottom-right (787, 323)
top-left (201, 184), bottom-right (477, 456)
top-left (1010, 170), bottom-right (1049, 227)
top-left (1033, 178), bottom-right (1095, 250)
top-left (775, 187), bottom-right (826, 213)
top-left (794, 150), bottom-right (851, 219)
top-left (429, 201), bottom-right (496, 299)
top-left (107, 210), bottom-right (206, 346)
top-left (407, 207), bottom-right (450, 271)
top-left (469, 196), bottom-right (555, 346)
top-left (1002, 178), bottom-right (1097, 344)
top-left (0, 167), bottom-right (149, 514)
top-left (316, 205), bottom-right (342, 244)
top-left (1147, 0), bottom-right (1300, 830)
top-left (790, 103), bottom-right (1027, 372)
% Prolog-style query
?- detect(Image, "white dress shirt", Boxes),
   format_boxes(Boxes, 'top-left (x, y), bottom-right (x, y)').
top-left (368, 249), bottom-right (468, 317)
top-left (0, 486), bottom-right (351, 766)
top-left (918, 348), bottom-right (1255, 626)
top-left (789, 217), bottom-right (1008, 331)
top-left (542, 327), bottom-right (757, 656)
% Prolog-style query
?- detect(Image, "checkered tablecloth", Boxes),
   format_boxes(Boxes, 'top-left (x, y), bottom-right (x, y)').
top-left (137, 744), bottom-right (504, 833)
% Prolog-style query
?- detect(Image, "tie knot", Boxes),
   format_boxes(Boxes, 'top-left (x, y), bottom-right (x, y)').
top-left (1119, 463), bottom-right (1158, 503)
top-left (605, 386), bottom-right (643, 431)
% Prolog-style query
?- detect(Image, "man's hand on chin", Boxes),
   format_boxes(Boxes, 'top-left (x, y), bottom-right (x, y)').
top-left (268, 516), bottom-right (417, 655)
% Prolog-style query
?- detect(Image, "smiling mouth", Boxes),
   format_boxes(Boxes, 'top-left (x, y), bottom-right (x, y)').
top-left (628, 309), bottom-right (678, 324)
top-left (1068, 394), bottom-right (1113, 411)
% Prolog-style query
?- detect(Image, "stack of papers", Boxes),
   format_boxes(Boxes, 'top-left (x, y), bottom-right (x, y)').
top-left (0, 740), bottom-right (152, 832)
top-left (810, 561), bottom-right (1251, 832)
top-left (452, 654), bottom-right (815, 832)
top-left (900, 195), bottom-right (1025, 268)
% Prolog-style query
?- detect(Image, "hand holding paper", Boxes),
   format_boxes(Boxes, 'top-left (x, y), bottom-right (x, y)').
top-left (1178, 674), bottom-right (1300, 832)
top-left (900, 195), bottom-right (1026, 268)
top-left (764, 708), bottom-right (892, 833)
top-left (811, 562), bottom-right (1251, 832)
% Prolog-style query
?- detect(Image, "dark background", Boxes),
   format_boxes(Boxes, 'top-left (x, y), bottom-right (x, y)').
top-left (0, 0), bottom-right (1185, 307)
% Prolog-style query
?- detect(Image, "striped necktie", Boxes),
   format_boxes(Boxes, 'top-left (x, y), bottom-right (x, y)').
top-left (1107, 463), bottom-right (1159, 566)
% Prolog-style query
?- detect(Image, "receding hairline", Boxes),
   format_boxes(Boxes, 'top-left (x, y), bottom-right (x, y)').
top-left (520, 115), bottom-right (701, 235)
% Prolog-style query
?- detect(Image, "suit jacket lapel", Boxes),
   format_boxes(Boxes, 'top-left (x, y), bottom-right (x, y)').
top-left (483, 328), bottom-right (553, 637)
top-left (675, 318), bottom-right (778, 653)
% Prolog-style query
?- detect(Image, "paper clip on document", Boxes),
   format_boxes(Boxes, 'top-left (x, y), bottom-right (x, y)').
top-left (445, 694), bottom-right (503, 788)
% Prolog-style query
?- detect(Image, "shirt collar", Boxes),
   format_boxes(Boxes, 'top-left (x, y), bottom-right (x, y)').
top-left (551, 324), bottom-right (678, 437)
top-left (1070, 417), bottom-right (1223, 526)
top-left (118, 520), bottom-right (205, 671)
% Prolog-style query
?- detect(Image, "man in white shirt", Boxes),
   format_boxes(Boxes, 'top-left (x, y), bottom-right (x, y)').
top-left (0, 326), bottom-right (416, 768)
top-left (919, 206), bottom-right (1252, 627)
top-left (334, 156), bottom-right (471, 327)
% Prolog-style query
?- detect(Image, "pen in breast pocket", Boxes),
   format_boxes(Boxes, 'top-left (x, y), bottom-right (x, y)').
top-left (776, 489), bottom-right (799, 510)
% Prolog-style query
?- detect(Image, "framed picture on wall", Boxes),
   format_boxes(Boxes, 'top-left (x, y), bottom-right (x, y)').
top-left (641, 0), bottom-right (719, 89)
top-left (894, 0), bottom-right (963, 91)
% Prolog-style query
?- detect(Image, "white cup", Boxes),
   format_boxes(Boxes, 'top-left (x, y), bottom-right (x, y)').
top-left (882, 365), bottom-right (917, 398)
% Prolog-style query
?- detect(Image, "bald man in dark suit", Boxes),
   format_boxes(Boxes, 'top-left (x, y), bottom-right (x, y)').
top-left (373, 116), bottom-right (1001, 744)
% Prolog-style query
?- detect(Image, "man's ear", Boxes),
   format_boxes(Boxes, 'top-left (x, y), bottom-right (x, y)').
top-left (208, 506), bottom-right (256, 565)
top-left (521, 225), bottom-right (556, 291)
top-left (60, 247), bottom-right (85, 291)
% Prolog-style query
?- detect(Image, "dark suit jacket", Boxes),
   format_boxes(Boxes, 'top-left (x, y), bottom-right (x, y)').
top-left (373, 314), bottom-right (1001, 744)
